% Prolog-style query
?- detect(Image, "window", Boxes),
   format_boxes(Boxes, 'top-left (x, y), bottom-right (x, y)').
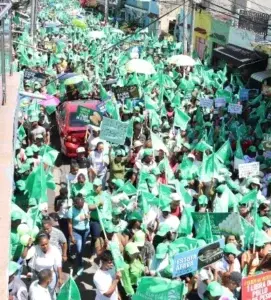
top-left (69, 112), bottom-right (87, 127)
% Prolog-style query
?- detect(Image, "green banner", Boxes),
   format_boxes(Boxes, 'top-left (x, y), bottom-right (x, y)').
top-left (75, 105), bottom-right (102, 125)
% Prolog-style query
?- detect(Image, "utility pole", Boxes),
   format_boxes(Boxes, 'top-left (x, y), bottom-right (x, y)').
top-left (189, 0), bottom-right (195, 56)
top-left (30, 0), bottom-right (37, 44)
top-left (104, 0), bottom-right (109, 23)
top-left (183, 0), bottom-right (187, 54)
top-left (190, 0), bottom-right (201, 56)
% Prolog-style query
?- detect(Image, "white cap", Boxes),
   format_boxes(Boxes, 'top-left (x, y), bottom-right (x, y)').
top-left (89, 124), bottom-right (100, 131)
top-left (76, 147), bottom-right (85, 153)
top-left (187, 153), bottom-right (195, 160)
top-left (134, 140), bottom-right (143, 148)
top-left (170, 193), bottom-right (181, 201)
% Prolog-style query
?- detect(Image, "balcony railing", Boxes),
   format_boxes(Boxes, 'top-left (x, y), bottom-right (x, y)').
top-left (0, 0), bottom-right (12, 105)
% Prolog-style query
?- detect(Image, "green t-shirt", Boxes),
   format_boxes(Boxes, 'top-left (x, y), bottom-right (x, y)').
top-left (71, 182), bottom-right (93, 202)
top-left (129, 259), bottom-right (145, 285)
top-left (87, 191), bottom-right (111, 221)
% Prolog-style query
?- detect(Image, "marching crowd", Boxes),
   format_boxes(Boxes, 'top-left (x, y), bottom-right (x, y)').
top-left (8, 0), bottom-right (271, 299)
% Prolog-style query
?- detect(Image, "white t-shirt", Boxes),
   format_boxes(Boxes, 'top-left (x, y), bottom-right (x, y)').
top-left (29, 280), bottom-right (51, 300)
top-left (93, 269), bottom-right (118, 300)
top-left (197, 268), bottom-right (214, 299)
top-left (58, 198), bottom-right (73, 219)
top-left (29, 244), bottom-right (62, 272)
top-left (215, 257), bottom-right (241, 273)
top-left (159, 214), bottom-right (180, 232)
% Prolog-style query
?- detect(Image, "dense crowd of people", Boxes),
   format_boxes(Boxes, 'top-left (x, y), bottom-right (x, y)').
top-left (9, 0), bottom-right (271, 299)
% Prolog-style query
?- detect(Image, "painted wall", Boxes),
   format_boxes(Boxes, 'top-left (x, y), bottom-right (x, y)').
top-left (175, 8), bottom-right (192, 43)
top-left (193, 10), bottom-right (212, 59)
top-left (228, 26), bottom-right (257, 50)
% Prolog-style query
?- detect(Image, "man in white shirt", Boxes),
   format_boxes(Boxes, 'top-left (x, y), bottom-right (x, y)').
top-left (216, 243), bottom-right (241, 275)
top-left (29, 269), bottom-right (52, 300)
top-left (93, 250), bottom-right (121, 300)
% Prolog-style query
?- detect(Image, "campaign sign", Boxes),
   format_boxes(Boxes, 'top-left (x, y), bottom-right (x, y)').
top-left (76, 106), bottom-right (102, 126)
top-left (100, 117), bottom-right (128, 145)
top-left (173, 239), bottom-right (224, 277)
top-left (24, 69), bottom-right (47, 84)
top-left (238, 162), bottom-right (260, 178)
top-left (114, 85), bottom-right (139, 102)
top-left (263, 134), bottom-right (271, 151)
top-left (242, 272), bottom-right (271, 300)
top-left (97, 102), bottom-right (107, 114)
top-left (215, 98), bottom-right (226, 108)
top-left (228, 103), bottom-right (243, 114)
top-left (239, 88), bottom-right (249, 101)
top-left (200, 98), bottom-right (213, 108)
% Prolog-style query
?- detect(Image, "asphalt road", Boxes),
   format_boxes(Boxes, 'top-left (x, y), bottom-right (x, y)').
top-left (48, 114), bottom-right (97, 300)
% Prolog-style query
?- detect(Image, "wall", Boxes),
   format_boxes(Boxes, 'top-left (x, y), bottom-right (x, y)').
top-left (175, 8), bottom-right (192, 43)
top-left (228, 26), bottom-right (257, 50)
top-left (208, 18), bottom-right (230, 59)
top-left (193, 10), bottom-right (212, 59)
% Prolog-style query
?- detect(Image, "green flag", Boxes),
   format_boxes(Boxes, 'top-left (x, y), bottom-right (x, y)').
top-left (46, 105), bottom-right (57, 115)
top-left (42, 146), bottom-right (59, 167)
top-left (25, 164), bottom-right (47, 203)
top-left (178, 206), bottom-right (194, 235)
top-left (57, 276), bottom-right (81, 300)
top-left (216, 140), bottom-right (233, 164)
top-left (151, 132), bottom-right (169, 155)
top-left (109, 241), bottom-right (125, 271)
top-left (106, 100), bottom-right (120, 120)
top-left (173, 108), bottom-right (190, 130)
top-left (240, 189), bottom-right (257, 205)
top-left (17, 125), bottom-right (26, 142)
top-left (133, 276), bottom-right (184, 300)
top-left (117, 181), bottom-right (137, 196)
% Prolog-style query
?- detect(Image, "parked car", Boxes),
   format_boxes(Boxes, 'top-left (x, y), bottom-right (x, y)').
top-left (56, 100), bottom-right (101, 157)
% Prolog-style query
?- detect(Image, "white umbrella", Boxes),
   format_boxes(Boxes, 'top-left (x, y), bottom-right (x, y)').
top-left (126, 59), bottom-right (156, 75)
top-left (167, 54), bottom-right (196, 67)
top-left (88, 31), bottom-right (106, 39)
top-left (111, 28), bottom-right (124, 35)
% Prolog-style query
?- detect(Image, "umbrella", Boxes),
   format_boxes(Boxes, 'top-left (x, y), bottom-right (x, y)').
top-left (126, 59), bottom-right (156, 75)
top-left (57, 73), bottom-right (77, 81)
top-left (88, 31), bottom-right (106, 39)
top-left (72, 18), bottom-right (87, 29)
top-left (111, 28), bottom-right (124, 35)
top-left (167, 55), bottom-right (196, 67)
top-left (38, 94), bottom-right (60, 107)
top-left (64, 75), bottom-right (87, 85)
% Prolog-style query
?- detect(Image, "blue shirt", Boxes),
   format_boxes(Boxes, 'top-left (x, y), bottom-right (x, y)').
top-left (67, 204), bottom-right (90, 231)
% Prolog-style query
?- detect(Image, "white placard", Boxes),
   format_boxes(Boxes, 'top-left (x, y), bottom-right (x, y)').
top-left (228, 103), bottom-right (243, 114)
top-left (200, 98), bottom-right (213, 108)
top-left (238, 162), bottom-right (260, 178)
top-left (215, 98), bottom-right (226, 108)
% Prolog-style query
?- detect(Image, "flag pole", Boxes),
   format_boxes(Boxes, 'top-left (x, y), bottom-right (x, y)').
top-left (206, 209), bottom-right (213, 243)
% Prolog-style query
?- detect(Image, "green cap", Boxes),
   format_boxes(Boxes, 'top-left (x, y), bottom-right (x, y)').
top-left (223, 243), bottom-right (241, 256)
top-left (248, 145), bottom-right (257, 152)
top-left (112, 207), bottom-right (122, 216)
top-left (17, 163), bottom-right (31, 174)
top-left (198, 195), bottom-right (208, 205)
top-left (156, 223), bottom-right (171, 236)
top-left (161, 205), bottom-right (171, 212)
top-left (156, 243), bottom-right (169, 259)
top-left (104, 222), bottom-right (115, 233)
top-left (31, 144), bottom-right (40, 153)
top-left (128, 211), bottom-right (143, 222)
top-left (9, 261), bottom-right (21, 276)
top-left (93, 178), bottom-right (102, 186)
top-left (206, 281), bottom-right (223, 297)
top-left (143, 149), bottom-right (153, 158)
top-left (11, 210), bottom-right (22, 221)
top-left (216, 184), bottom-right (226, 194)
top-left (134, 230), bottom-right (146, 247)
top-left (115, 149), bottom-right (125, 157)
top-left (125, 242), bottom-right (140, 255)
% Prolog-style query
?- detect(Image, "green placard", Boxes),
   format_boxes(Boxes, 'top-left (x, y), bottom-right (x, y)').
top-left (75, 105), bottom-right (102, 126)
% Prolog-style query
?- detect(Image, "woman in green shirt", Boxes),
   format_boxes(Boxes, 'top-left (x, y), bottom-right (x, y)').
top-left (71, 173), bottom-right (93, 203)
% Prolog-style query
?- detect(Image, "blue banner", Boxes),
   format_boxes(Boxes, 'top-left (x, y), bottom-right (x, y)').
top-left (173, 239), bottom-right (225, 277)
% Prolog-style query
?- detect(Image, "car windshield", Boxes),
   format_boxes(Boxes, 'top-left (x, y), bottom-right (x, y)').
top-left (69, 112), bottom-right (87, 127)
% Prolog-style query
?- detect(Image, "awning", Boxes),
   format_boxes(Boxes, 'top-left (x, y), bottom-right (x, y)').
top-left (213, 44), bottom-right (268, 68)
top-left (251, 70), bottom-right (271, 82)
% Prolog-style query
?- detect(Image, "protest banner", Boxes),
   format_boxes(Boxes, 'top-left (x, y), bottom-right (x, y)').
top-left (24, 69), bottom-right (47, 84)
top-left (200, 98), bottom-right (213, 108)
top-left (215, 98), bottom-right (226, 108)
top-left (114, 85), bottom-right (139, 101)
top-left (238, 162), bottom-right (260, 178)
top-left (75, 106), bottom-right (102, 126)
top-left (100, 117), bottom-right (128, 145)
top-left (192, 212), bottom-right (230, 236)
top-left (239, 88), bottom-right (249, 101)
top-left (133, 277), bottom-right (184, 300)
top-left (173, 239), bottom-right (224, 277)
top-left (242, 272), bottom-right (271, 300)
top-left (228, 103), bottom-right (243, 114)
top-left (97, 102), bottom-right (107, 114)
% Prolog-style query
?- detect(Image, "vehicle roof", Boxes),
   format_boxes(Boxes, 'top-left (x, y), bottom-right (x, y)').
top-left (62, 100), bottom-right (101, 112)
